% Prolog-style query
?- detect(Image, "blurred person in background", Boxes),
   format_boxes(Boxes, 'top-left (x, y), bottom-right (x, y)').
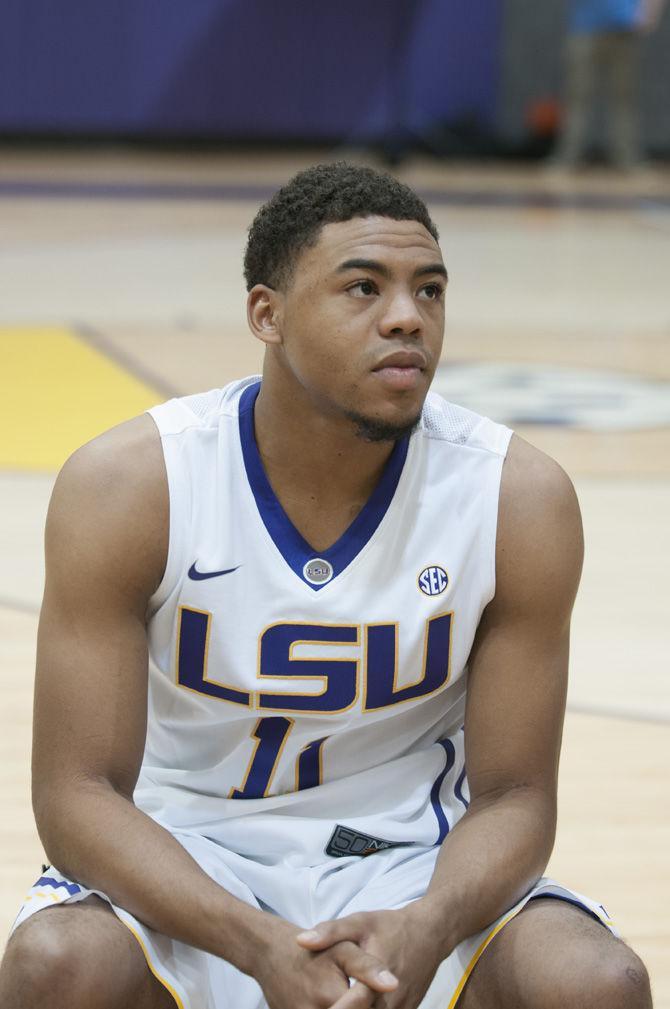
top-left (552, 0), bottom-right (667, 169)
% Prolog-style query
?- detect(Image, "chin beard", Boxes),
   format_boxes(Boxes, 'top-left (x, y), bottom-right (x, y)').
top-left (345, 409), bottom-right (422, 443)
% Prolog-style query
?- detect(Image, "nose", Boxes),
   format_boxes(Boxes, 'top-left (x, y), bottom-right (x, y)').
top-left (378, 289), bottom-right (423, 338)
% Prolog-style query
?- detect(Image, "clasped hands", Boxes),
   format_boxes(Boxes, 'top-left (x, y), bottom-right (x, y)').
top-left (257, 904), bottom-right (443, 1009)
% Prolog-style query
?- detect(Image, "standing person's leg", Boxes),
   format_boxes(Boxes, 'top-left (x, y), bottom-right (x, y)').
top-left (603, 30), bottom-right (643, 168)
top-left (553, 32), bottom-right (598, 166)
top-left (0, 897), bottom-right (177, 1009)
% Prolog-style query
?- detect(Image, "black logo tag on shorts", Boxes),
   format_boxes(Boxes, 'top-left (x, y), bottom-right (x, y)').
top-left (325, 824), bottom-right (416, 858)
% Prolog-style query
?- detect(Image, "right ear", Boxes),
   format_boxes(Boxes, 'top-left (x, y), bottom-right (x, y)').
top-left (247, 285), bottom-right (283, 346)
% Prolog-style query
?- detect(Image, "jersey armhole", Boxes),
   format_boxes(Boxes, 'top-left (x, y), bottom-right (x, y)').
top-left (145, 421), bottom-right (189, 616)
top-left (486, 426), bottom-right (514, 607)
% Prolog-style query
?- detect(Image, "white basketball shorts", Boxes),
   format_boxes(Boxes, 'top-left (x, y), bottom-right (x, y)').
top-left (12, 830), bottom-right (616, 1009)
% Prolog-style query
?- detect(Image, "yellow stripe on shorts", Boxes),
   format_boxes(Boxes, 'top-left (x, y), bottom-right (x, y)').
top-left (119, 919), bottom-right (186, 1009)
top-left (0, 326), bottom-right (161, 471)
top-left (447, 908), bottom-right (520, 1009)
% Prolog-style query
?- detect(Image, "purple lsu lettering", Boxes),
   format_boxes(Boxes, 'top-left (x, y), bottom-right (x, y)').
top-left (175, 610), bottom-right (453, 797)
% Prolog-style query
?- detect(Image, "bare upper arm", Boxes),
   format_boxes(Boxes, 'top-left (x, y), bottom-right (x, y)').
top-left (464, 434), bottom-right (584, 805)
top-left (32, 414), bottom-right (168, 823)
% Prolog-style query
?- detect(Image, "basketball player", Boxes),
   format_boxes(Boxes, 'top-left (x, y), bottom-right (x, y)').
top-left (0, 163), bottom-right (652, 1009)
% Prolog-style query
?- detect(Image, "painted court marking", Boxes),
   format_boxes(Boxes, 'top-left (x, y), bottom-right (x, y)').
top-left (0, 326), bottom-right (162, 471)
top-left (433, 361), bottom-right (670, 431)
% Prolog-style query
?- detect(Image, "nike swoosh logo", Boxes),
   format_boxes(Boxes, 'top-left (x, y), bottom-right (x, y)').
top-left (188, 563), bottom-right (241, 581)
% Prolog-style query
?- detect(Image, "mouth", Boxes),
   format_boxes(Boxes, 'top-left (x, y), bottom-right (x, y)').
top-left (372, 350), bottom-right (428, 391)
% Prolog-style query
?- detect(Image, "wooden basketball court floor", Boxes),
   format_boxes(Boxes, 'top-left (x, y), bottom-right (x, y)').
top-left (0, 148), bottom-right (668, 1003)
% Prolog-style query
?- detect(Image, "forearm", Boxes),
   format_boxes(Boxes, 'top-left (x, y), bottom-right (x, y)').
top-left (409, 785), bottom-right (555, 954)
top-left (35, 780), bottom-right (278, 974)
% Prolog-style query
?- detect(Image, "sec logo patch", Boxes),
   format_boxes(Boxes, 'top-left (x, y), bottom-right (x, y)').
top-left (418, 565), bottom-right (449, 597)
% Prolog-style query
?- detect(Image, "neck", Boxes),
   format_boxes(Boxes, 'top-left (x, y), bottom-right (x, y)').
top-left (253, 370), bottom-right (396, 507)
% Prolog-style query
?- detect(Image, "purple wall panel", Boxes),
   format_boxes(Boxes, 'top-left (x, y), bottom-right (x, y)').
top-left (408, 0), bottom-right (504, 126)
top-left (141, 1), bottom-right (396, 136)
top-left (0, 0), bottom-right (502, 138)
top-left (1, 0), bottom-right (134, 129)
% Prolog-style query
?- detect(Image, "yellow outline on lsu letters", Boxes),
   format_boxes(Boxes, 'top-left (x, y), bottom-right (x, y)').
top-left (255, 621), bottom-right (361, 715)
top-left (175, 605), bottom-right (251, 708)
top-left (362, 612), bottom-right (454, 712)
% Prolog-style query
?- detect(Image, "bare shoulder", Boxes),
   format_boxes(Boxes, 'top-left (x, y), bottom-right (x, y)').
top-left (499, 434), bottom-right (581, 537)
top-left (53, 412), bottom-right (165, 503)
top-left (495, 434), bottom-right (583, 619)
top-left (46, 413), bottom-right (168, 602)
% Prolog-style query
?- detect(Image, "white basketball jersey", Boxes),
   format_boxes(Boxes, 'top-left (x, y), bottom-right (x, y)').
top-left (136, 377), bottom-right (512, 865)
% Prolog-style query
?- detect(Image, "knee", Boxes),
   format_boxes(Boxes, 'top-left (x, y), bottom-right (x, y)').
top-left (587, 945), bottom-right (652, 1009)
top-left (2, 911), bottom-right (101, 1005)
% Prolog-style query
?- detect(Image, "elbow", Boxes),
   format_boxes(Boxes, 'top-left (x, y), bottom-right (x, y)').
top-left (471, 781), bottom-right (558, 858)
top-left (32, 773), bottom-right (122, 876)
top-left (32, 796), bottom-right (74, 877)
top-left (518, 784), bottom-right (558, 867)
top-left (32, 780), bottom-right (79, 873)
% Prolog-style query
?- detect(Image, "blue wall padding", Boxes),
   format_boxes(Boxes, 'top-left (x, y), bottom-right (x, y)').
top-left (0, 0), bottom-right (502, 138)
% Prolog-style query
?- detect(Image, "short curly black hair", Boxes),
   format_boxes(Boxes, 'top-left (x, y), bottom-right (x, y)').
top-left (243, 162), bottom-right (439, 292)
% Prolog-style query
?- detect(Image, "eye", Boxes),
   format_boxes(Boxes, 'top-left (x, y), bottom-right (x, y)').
top-left (348, 279), bottom-right (378, 297)
top-left (418, 283), bottom-right (444, 301)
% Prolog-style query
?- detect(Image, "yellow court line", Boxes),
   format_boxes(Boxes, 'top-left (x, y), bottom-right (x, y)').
top-left (0, 326), bottom-right (162, 471)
